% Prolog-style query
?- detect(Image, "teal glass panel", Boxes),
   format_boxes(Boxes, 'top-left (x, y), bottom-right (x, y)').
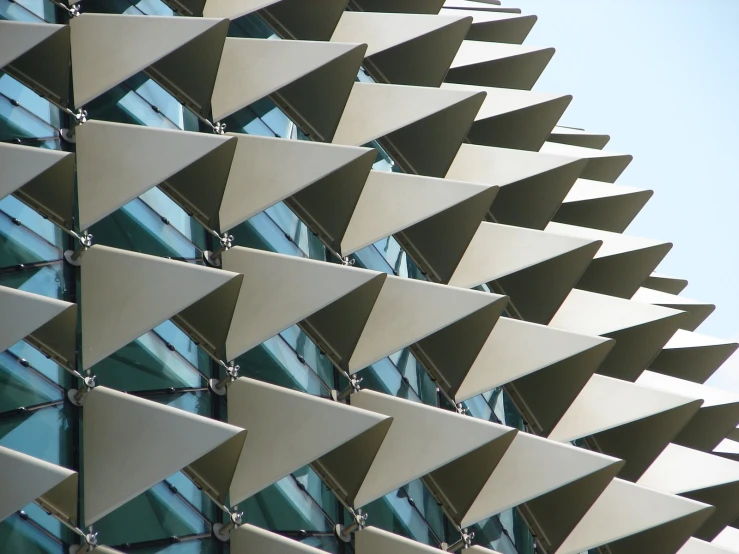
top-left (81, 0), bottom-right (175, 15)
top-left (89, 199), bottom-right (201, 259)
top-left (0, 263), bottom-right (69, 299)
top-left (0, 350), bottom-right (62, 413)
top-left (233, 213), bottom-right (307, 258)
top-left (92, 331), bottom-right (205, 392)
top-left (389, 349), bottom-right (437, 406)
top-left (0, 75), bottom-right (60, 128)
top-left (153, 321), bottom-right (204, 369)
top-left (0, 210), bottom-right (62, 266)
top-left (165, 472), bottom-right (214, 519)
top-left (0, 91), bottom-right (59, 142)
top-left (359, 358), bottom-right (422, 403)
top-left (404, 480), bottom-right (445, 541)
top-left (228, 12), bottom-right (276, 39)
top-left (9, 341), bottom-right (70, 388)
top-left (139, 189), bottom-right (208, 251)
top-left (0, 512), bottom-right (65, 554)
top-left (280, 326), bottom-right (334, 390)
top-left (224, 98), bottom-right (293, 138)
top-left (94, 480), bottom-right (211, 547)
top-left (241, 474), bottom-right (335, 532)
top-left (292, 466), bottom-right (339, 524)
top-left (264, 204), bottom-right (327, 261)
top-left (1, 195), bottom-right (64, 247)
top-left (0, 404), bottom-right (71, 465)
top-left (352, 244), bottom-right (395, 274)
top-left (237, 335), bottom-right (331, 398)
top-left (364, 487), bottom-right (440, 547)
top-left (472, 516), bottom-right (520, 554)
top-left (1, 0), bottom-right (46, 21)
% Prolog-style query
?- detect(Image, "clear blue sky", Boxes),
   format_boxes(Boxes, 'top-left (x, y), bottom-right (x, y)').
top-left (511, 0), bottom-right (739, 389)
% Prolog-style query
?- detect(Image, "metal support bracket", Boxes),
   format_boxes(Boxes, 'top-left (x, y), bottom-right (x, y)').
top-left (213, 510), bottom-right (243, 542)
top-left (64, 232), bottom-right (93, 267)
top-left (341, 256), bottom-right (356, 267)
top-left (333, 374), bottom-right (363, 402)
top-left (60, 109), bottom-right (87, 143)
top-left (442, 530), bottom-right (474, 552)
top-left (335, 510), bottom-right (368, 543)
top-left (203, 233), bottom-right (234, 268)
top-left (68, 375), bottom-right (96, 407)
top-left (209, 363), bottom-right (239, 396)
top-left (68, 531), bottom-right (98, 554)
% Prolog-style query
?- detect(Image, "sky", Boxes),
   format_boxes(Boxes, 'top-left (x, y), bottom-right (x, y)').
top-left (508, 0), bottom-right (739, 390)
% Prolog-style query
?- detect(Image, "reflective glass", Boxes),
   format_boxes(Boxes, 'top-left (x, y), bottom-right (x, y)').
top-left (292, 465), bottom-right (339, 524)
top-left (364, 488), bottom-right (440, 547)
top-left (0, 210), bottom-right (62, 266)
top-left (0, 195), bottom-right (63, 247)
top-left (472, 516), bottom-right (520, 554)
top-left (359, 357), bottom-right (421, 403)
top-left (92, 331), bottom-right (205, 392)
top-left (0, 75), bottom-right (60, 128)
top-left (0, 512), bottom-right (65, 554)
top-left (140, 188), bottom-right (207, 250)
top-left (89, 199), bottom-right (201, 259)
top-left (233, 213), bottom-right (307, 258)
top-left (280, 326), bottom-right (334, 390)
top-left (237, 335), bottom-right (331, 398)
top-left (94, 480), bottom-right (211, 547)
top-left (241, 474), bottom-right (335, 532)
top-left (0, 349), bottom-right (62, 413)
top-left (153, 321), bottom-right (203, 369)
top-left (9, 341), bottom-right (70, 387)
top-left (0, 0), bottom-right (46, 21)
top-left (0, 404), bottom-right (71, 465)
top-left (228, 12), bottom-right (276, 39)
top-left (0, 263), bottom-right (68, 299)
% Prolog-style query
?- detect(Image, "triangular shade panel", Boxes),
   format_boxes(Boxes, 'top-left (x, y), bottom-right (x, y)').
top-left (633, 287), bottom-right (716, 332)
top-left (441, 83), bottom-right (572, 151)
top-left (211, 38), bottom-right (366, 142)
top-left (549, 374), bottom-right (702, 480)
top-left (644, 273), bottom-right (689, 295)
top-left (0, 21), bottom-right (70, 107)
top-left (540, 141), bottom-right (633, 183)
top-left (650, 330), bottom-right (739, 384)
top-left (546, 221), bottom-right (672, 299)
top-left (227, 377), bottom-right (391, 504)
top-left (713, 527), bottom-right (739, 551)
top-left (555, 479), bottom-right (714, 554)
top-left (322, 389), bottom-right (515, 508)
top-left (548, 126), bottom-right (610, 150)
top-left (637, 371), bottom-right (739, 453)
top-left (346, 275), bottom-right (507, 373)
top-left (202, 0), bottom-right (346, 41)
top-left (219, 134), bottom-right (375, 244)
top-left (80, 245), bottom-right (241, 369)
top-left (76, 120), bottom-right (236, 230)
top-left (506, 337), bottom-right (615, 437)
top-left (441, 8), bottom-right (537, 44)
top-left (447, 40), bottom-right (555, 90)
top-left (550, 289), bottom-right (688, 382)
top-left (349, 0), bottom-right (445, 13)
top-left (332, 82), bottom-right (486, 177)
top-left (679, 538), bottom-right (738, 554)
top-left (0, 445), bottom-right (77, 524)
top-left (0, 285), bottom-right (76, 359)
top-left (427, 430), bottom-right (621, 534)
top-left (231, 524), bottom-right (331, 554)
top-left (446, 143), bottom-right (587, 230)
top-left (356, 527), bottom-right (452, 554)
top-left (70, 13), bottom-right (228, 114)
top-left (639, 444), bottom-right (739, 540)
top-left (331, 11), bottom-right (471, 87)
top-left (221, 246), bottom-right (385, 362)
top-left (452, 317), bottom-right (612, 403)
top-left (552, 179), bottom-right (654, 233)
top-left (0, 143), bottom-right (75, 230)
top-left (82, 386), bottom-right (246, 525)
top-left (340, 170), bottom-right (497, 256)
top-left (449, 222), bottom-right (600, 325)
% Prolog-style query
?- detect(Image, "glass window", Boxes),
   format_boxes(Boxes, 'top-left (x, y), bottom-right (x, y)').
top-left (0, 349), bottom-right (63, 413)
top-left (0, 404), bottom-right (72, 466)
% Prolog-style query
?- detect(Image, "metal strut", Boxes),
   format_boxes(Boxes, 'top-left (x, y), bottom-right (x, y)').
top-left (203, 233), bottom-right (234, 267)
top-left (209, 362), bottom-right (239, 396)
top-left (442, 529), bottom-right (474, 552)
top-left (212, 509), bottom-right (243, 542)
top-left (63, 231), bottom-right (93, 267)
top-left (333, 373), bottom-right (363, 401)
top-left (335, 510), bottom-right (368, 543)
top-left (68, 531), bottom-right (98, 554)
top-left (68, 375), bottom-right (96, 407)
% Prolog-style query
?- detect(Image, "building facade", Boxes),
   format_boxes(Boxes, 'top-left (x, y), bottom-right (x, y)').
top-left (1, 1), bottom-right (739, 554)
